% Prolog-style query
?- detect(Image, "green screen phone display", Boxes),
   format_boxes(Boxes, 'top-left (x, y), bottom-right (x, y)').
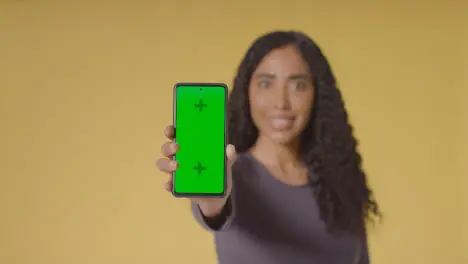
top-left (173, 83), bottom-right (227, 196)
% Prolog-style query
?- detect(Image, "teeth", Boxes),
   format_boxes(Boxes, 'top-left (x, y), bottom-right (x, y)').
top-left (271, 118), bottom-right (293, 129)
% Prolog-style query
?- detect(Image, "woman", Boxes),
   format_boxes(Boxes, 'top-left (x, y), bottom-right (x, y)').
top-left (156, 31), bottom-right (380, 264)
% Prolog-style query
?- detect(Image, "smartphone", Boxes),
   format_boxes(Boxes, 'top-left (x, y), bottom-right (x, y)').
top-left (172, 82), bottom-right (228, 197)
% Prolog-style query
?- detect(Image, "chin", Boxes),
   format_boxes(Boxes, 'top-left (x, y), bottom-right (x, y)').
top-left (269, 132), bottom-right (298, 145)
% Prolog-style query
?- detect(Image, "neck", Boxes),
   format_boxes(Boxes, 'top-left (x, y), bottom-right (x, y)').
top-left (250, 135), bottom-right (302, 169)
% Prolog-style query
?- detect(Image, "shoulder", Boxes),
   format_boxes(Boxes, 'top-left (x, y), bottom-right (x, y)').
top-left (231, 152), bottom-right (260, 182)
top-left (232, 152), bottom-right (255, 175)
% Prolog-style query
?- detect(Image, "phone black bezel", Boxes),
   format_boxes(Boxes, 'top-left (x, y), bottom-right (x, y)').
top-left (172, 82), bottom-right (228, 198)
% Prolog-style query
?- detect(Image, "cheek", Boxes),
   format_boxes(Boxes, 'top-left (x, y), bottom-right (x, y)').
top-left (298, 94), bottom-right (313, 114)
top-left (250, 90), bottom-right (269, 108)
top-left (292, 93), bottom-right (314, 120)
top-left (248, 90), bottom-right (269, 126)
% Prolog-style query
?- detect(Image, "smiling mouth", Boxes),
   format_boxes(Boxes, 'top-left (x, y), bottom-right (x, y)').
top-left (270, 117), bottom-right (295, 130)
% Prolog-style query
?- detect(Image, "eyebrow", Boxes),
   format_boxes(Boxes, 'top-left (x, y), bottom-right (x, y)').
top-left (254, 73), bottom-right (276, 79)
top-left (253, 73), bottom-right (310, 80)
top-left (288, 74), bottom-right (309, 80)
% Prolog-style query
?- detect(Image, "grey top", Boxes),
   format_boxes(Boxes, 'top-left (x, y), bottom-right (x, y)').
top-left (191, 153), bottom-right (369, 264)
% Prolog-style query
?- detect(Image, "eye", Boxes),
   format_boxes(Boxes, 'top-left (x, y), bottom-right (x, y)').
top-left (292, 81), bottom-right (307, 90)
top-left (258, 80), bottom-right (271, 89)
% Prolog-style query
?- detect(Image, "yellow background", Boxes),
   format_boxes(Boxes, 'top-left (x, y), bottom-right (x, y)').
top-left (1, 1), bottom-right (467, 264)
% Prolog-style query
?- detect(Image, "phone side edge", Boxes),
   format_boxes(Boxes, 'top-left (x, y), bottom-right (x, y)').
top-left (171, 83), bottom-right (182, 197)
top-left (223, 83), bottom-right (228, 197)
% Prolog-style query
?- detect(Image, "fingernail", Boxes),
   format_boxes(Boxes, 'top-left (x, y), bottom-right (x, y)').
top-left (171, 161), bottom-right (178, 168)
top-left (172, 144), bottom-right (178, 151)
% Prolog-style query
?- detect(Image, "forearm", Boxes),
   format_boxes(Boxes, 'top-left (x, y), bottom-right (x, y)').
top-left (191, 197), bottom-right (234, 231)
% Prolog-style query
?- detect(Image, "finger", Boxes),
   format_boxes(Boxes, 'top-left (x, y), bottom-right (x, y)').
top-left (161, 142), bottom-right (179, 157)
top-left (156, 158), bottom-right (179, 173)
top-left (164, 175), bottom-right (173, 192)
top-left (164, 125), bottom-right (175, 140)
top-left (226, 144), bottom-right (237, 167)
top-left (163, 180), bottom-right (172, 192)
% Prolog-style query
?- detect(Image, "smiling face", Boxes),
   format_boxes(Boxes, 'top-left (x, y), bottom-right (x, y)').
top-left (248, 45), bottom-right (315, 145)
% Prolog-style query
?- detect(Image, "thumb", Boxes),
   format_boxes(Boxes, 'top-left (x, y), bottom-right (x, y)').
top-left (226, 144), bottom-right (237, 168)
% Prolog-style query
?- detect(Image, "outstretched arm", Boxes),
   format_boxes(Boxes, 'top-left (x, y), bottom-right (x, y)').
top-left (191, 196), bottom-right (235, 231)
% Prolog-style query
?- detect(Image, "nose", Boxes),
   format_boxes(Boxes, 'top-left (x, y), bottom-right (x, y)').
top-left (273, 85), bottom-right (291, 110)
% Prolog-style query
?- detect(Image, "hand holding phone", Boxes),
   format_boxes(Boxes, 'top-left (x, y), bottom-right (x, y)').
top-left (157, 126), bottom-right (236, 216)
top-left (156, 83), bottom-right (237, 217)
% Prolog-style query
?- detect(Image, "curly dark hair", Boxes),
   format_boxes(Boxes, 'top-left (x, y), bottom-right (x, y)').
top-left (228, 31), bottom-right (381, 235)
